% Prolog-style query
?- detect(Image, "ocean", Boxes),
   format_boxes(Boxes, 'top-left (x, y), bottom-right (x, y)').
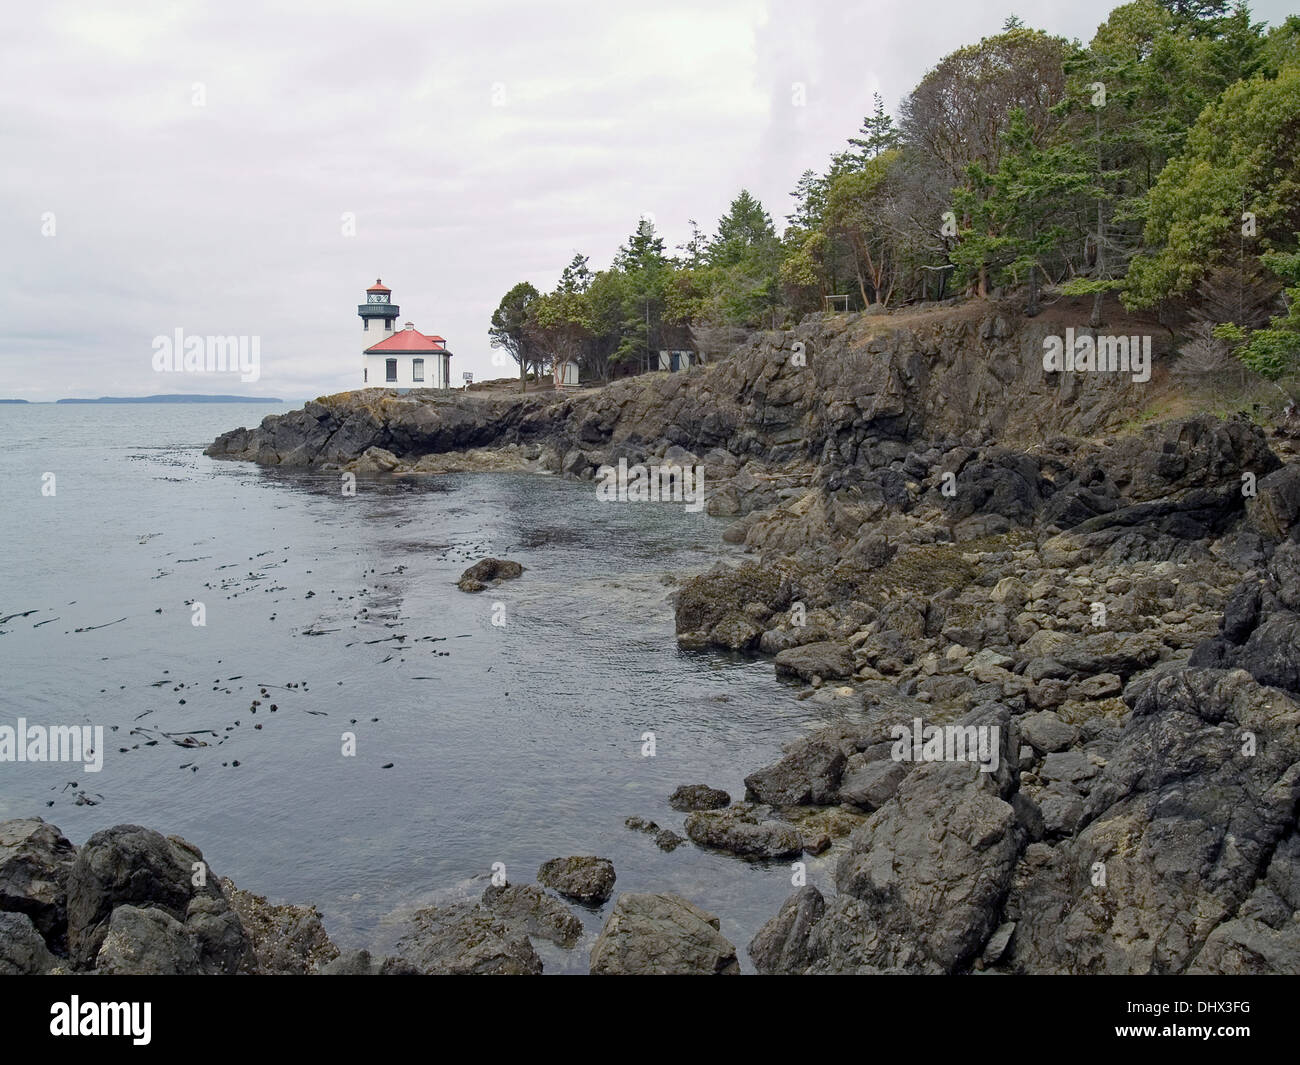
top-left (0, 402), bottom-right (839, 972)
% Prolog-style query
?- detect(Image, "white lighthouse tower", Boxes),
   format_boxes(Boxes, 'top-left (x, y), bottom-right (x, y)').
top-left (358, 278), bottom-right (398, 350)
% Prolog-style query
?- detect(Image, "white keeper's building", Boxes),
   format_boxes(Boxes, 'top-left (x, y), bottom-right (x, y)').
top-left (358, 279), bottom-right (452, 389)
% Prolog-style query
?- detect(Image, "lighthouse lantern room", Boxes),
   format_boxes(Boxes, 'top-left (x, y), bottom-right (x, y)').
top-left (358, 279), bottom-right (452, 390)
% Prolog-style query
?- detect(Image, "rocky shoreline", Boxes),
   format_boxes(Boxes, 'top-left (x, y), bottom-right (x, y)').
top-left (9, 304), bottom-right (1299, 974)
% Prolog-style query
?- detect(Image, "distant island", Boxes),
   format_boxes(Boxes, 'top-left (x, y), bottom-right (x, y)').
top-left (53, 394), bottom-right (285, 404)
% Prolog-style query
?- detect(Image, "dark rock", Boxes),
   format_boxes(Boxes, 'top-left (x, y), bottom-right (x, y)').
top-left (683, 806), bottom-right (803, 860)
top-left (65, 824), bottom-right (243, 971)
top-left (589, 892), bottom-right (739, 974)
top-left (457, 557), bottom-right (524, 592)
top-left (0, 911), bottom-right (57, 974)
top-left (537, 856), bottom-right (616, 904)
top-left (0, 818), bottom-right (76, 946)
top-left (774, 640), bottom-right (854, 681)
top-left (749, 886), bottom-right (826, 974)
top-left (93, 905), bottom-right (199, 975)
top-left (398, 903), bottom-right (542, 975)
top-left (744, 737), bottom-right (846, 805)
top-left (1247, 464), bottom-right (1300, 542)
top-left (482, 882), bottom-right (582, 948)
top-left (668, 784), bottom-right (731, 811)
top-left (1006, 668), bottom-right (1300, 974)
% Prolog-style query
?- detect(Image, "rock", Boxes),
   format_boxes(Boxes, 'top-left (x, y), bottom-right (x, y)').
top-left (654, 829), bottom-right (686, 852)
top-left (683, 806), bottom-right (803, 860)
top-left (223, 879), bottom-right (338, 975)
top-left (482, 882), bottom-right (583, 948)
top-left (537, 856), bottom-right (616, 904)
top-left (674, 563), bottom-right (793, 648)
top-left (93, 905), bottom-right (200, 975)
top-left (1188, 918), bottom-right (1300, 974)
top-left (774, 641), bottom-right (854, 681)
top-left (829, 754), bottom-right (1020, 972)
top-left (1247, 464), bottom-right (1300, 541)
top-left (66, 824), bottom-right (245, 971)
top-left (1190, 540), bottom-right (1300, 696)
top-left (349, 445), bottom-right (400, 473)
top-left (0, 911), bottom-right (57, 974)
top-left (744, 737), bottom-right (846, 806)
top-left (709, 611), bottom-right (763, 651)
top-left (589, 893), bottom-right (739, 975)
top-left (1039, 750), bottom-right (1098, 785)
top-left (1073, 673), bottom-right (1123, 699)
top-left (837, 755), bottom-right (908, 810)
top-left (1020, 630), bottom-right (1163, 679)
top-left (749, 885), bottom-right (826, 974)
top-left (0, 817), bottom-right (76, 946)
top-left (398, 903), bottom-right (542, 975)
top-left (1006, 668), bottom-right (1300, 974)
top-left (982, 921), bottom-right (1015, 966)
top-left (456, 557), bottom-right (524, 592)
top-left (1018, 711), bottom-right (1079, 755)
top-left (668, 784), bottom-right (731, 811)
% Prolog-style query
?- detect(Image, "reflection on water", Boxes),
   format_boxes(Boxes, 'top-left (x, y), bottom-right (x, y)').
top-left (0, 404), bottom-right (843, 972)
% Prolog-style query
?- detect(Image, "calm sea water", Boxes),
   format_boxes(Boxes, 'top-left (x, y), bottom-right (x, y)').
top-left (0, 403), bottom-right (839, 972)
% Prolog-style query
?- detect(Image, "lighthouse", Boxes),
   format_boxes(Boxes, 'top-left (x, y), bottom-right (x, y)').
top-left (358, 279), bottom-right (452, 390)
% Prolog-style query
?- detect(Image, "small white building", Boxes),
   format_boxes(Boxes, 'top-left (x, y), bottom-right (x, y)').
top-left (358, 279), bottom-right (452, 389)
top-left (657, 349), bottom-right (695, 372)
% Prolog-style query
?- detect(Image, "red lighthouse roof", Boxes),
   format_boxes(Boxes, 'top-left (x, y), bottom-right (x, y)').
top-left (366, 278), bottom-right (391, 293)
top-left (365, 325), bottom-right (447, 354)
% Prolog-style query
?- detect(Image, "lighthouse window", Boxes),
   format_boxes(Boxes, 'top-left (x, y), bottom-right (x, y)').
top-left (385, 359), bottom-right (397, 382)
top-left (412, 358), bottom-right (424, 382)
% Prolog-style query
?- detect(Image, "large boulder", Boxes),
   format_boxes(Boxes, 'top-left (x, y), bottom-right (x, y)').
top-left (398, 903), bottom-right (542, 975)
top-left (751, 705), bottom-right (1020, 973)
top-left (537, 856), bottom-right (616, 904)
top-left (683, 806), bottom-right (803, 860)
top-left (674, 563), bottom-right (794, 649)
top-left (744, 736), bottom-right (847, 806)
top-left (93, 905), bottom-right (200, 975)
top-left (748, 886), bottom-right (826, 974)
top-left (66, 824), bottom-right (246, 972)
top-left (481, 882), bottom-right (583, 948)
top-left (668, 784), bottom-right (731, 811)
top-left (1247, 464), bottom-right (1300, 542)
top-left (0, 912), bottom-right (58, 974)
top-left (774, 641), bottom-right (854, 681)
top-left (0, 818), bottom-right (76, 946)
top-left (589, 893), bottom-right (739, 975)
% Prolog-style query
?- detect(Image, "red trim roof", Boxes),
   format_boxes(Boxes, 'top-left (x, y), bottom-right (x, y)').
top-left (365, 327), bottom-right (447, 354)
top-left (366, 278), bottom-right (391, 293)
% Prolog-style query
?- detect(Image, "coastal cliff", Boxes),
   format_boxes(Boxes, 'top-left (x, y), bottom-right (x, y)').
top-left (188, 302), bottom-right (1300, 974)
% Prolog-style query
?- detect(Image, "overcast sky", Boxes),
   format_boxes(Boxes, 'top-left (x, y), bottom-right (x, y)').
top-left (2, 0), bottom-right (1293, 401)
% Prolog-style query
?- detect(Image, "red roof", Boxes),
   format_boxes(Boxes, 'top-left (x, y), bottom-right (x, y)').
top-left (365, 327), bottom-right (447, 354)
top-left (366, 278), bottom-right (391, 293)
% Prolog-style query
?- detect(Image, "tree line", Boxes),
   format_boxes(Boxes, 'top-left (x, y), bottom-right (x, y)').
top-left (491, 2), bottom-right (1300, 390)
